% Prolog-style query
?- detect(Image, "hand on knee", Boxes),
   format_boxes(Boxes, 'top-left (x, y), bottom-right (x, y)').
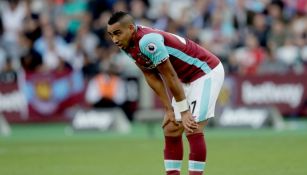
top-left (163, 122), bottom-right (184, 137)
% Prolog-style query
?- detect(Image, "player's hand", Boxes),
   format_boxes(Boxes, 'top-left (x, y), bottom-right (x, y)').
top-left (181, 110), bottom-right (198, 133)
top-left (162, 109), bottom-right (179, 128)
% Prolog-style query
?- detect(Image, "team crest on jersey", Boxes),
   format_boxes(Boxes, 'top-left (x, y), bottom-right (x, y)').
top-left (136, 53), bottom-right (156, 69)
top-left (146, 43), bottom-right (157, 53)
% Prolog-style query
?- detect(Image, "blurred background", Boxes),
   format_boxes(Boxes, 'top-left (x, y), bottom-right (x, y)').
top-left (0, 0), bottom-right (306, 175)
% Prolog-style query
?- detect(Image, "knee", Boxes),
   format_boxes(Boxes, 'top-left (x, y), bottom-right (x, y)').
top-left (163, 122), bottom-right (184, 136)
top-left (185, 120), bottom-right (208, 136)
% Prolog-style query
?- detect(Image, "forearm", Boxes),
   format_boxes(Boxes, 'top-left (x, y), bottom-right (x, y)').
top-left (156, 60), bottom-right (186, 102)
top-left (144, 72), bottom-right (173, 111)
top-left (157, 59), bottom-right (189, 113)
top-left (163, 72), bottom-right (186, 102)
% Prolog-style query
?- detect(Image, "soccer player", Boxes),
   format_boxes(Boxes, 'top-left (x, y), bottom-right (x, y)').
top-left (107, 11), bottom-right (224, 175)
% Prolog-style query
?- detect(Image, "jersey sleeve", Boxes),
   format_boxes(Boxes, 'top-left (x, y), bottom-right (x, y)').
top-left (139, 33), bottom-right (169, 66)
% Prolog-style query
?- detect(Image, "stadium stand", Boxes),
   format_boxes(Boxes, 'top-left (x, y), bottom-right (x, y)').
top-left (0, 0), bottom-right (306, 123)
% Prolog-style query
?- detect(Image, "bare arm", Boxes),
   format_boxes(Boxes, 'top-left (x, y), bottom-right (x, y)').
top-left (156, 59), bottom-right (186, 102)
top-left (156, 59), bottom-right (198, 132)
top-left (136, 63), bottom-right (173, 111)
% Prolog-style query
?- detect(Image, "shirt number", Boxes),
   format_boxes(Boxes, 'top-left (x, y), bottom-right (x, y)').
top-left (190, 100), bottom-right (197, 114)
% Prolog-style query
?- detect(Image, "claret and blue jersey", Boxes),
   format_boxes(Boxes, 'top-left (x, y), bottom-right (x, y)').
top-left (123, 25), bottom-right (220, 83)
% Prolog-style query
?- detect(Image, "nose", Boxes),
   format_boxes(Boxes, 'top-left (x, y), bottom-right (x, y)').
top-left (111, 36), bottom-right (119, 44)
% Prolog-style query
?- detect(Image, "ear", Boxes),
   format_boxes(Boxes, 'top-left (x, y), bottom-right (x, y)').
top-left (128, 24), bottom-right (135, 32)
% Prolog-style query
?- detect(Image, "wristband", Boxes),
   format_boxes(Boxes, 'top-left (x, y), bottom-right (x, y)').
top-left (176, 99), bottom-right (189, 112)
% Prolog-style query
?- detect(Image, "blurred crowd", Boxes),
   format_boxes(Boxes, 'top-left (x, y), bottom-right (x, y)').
top-left (0, 0), bottom-right (306, 77)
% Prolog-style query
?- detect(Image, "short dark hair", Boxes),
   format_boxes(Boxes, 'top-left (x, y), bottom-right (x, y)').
top-left (108, 11), bottom-right (130, 25)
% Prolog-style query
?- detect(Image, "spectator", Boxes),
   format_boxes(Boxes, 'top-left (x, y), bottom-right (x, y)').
top-left (0, 57), bottom-right (18, 85)
top-left (92, 11), bottom-right (112, 47)
top-left (275, 37), bottom-right (301, 72)
top-left (267, 20), bottom-right (288, 54)
top-left (266, 0), bottom-right (285, 23)
top-left (20, 49), bottom-right (43, 73)
top-left (33, 24), bottom-right (72, 71)
top-left (54, 14), bottom-right (74, 43)
top-left (60, 0), bottom-right (88, 35)
top-left (200, 7), bottom-right (234, 62)
top-left (85, 72), bottom-right (126, 108)
top-left (0, 0), bottom-right (27, 65)
top-left (249, 13), bottom-right (269, 47)
top-left (75, 24), bottom-right (99, 59)
top-left (232, 33), bottom-right (267, 75)
top-left (22, 13), bottom-right (42, 44)
top-left (258, 52), bottom-right (289, 75)
top-left (152, 1), bottom-right (170, 31)
top-left (112, 0), bottom-right (129, 13)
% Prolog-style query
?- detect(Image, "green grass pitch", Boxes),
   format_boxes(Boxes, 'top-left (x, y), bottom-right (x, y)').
top-left (0, 122), bottom-right (307, 175)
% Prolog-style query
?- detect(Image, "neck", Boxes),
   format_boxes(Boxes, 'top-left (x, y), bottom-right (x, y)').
top-left (128, 25), bottom-right (138, 48)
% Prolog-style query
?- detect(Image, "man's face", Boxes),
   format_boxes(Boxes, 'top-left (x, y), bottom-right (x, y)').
top-left (107, 22), bottom-right (133, 50)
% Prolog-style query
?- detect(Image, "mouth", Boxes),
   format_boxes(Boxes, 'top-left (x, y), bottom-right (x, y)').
top-left (117, 44), bottom-right (125, 49)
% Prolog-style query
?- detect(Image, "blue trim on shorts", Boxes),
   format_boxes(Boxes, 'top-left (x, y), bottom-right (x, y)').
top-left (199, 78), bottom-right (211, 121)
